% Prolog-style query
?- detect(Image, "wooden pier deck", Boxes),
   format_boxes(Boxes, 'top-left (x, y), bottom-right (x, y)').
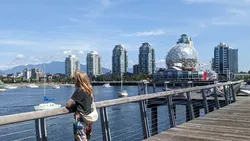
top-left (145, 96), bottom-right (250, 141)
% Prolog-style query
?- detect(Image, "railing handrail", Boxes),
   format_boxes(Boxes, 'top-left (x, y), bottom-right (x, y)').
top-left (0, 81), bottom-right (242, 126)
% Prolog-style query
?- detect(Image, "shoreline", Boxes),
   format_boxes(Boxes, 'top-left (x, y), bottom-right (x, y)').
top-left (2, 83), bottom-right (74, 87)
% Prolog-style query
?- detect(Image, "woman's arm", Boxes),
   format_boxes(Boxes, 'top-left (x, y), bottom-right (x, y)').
top-left (66, 99), bottom-right (75, 108)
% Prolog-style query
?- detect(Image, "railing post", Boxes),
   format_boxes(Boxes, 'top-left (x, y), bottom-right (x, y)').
top-left (144, 82), bottom-right (148, 95)
top-left (231, 84), bottom-right (236, 102)
top-left (186, 91), bottom-right (194, 121)
top-left (138, 82), bottom-right (150, 139)
top-left (139, 100), bottom-right (151, 139)
top-left (213, 87), bottom-right (220, 109)
top-left (201, 89), bottom-right (209, 114)
top-left (152, 82), bottom-right (156, 93)
top-left (223, 85), bottom-right (229, 105)
top-left (100, 107), bottom-right (111, 141)
top-left (151, 82), bottom-right (158, 136)
top-left (167, 95), bottom-right (176, 128)
top-left (35, 118), bottom-right (47, 141)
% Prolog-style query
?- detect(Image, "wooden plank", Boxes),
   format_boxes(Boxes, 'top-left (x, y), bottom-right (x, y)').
top-left (144, 132), bottom-right (224, 141)
top-left (145, 95), bottom-right (250, 141)
top-left (187, 118), bottom-right (250, 128)
top-left (163, 128), bottom-right (250, 140)
top-left (178, 123), bottom-right (250, 136)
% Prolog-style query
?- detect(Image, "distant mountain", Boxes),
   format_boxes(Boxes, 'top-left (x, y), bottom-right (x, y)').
top-left (1, 61), bottom-right (111, 74)
top-left (0, 70), bottom-right (4, 75)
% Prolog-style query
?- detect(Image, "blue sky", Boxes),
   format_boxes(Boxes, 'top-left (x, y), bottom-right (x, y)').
top-left (0, 0), bottom-right (250, 71)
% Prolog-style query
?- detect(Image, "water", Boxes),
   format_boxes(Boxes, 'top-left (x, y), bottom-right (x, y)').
top-left (0, 85), bottom-right (192, 141)
top-left (0, 85), bottom-right (174, 141)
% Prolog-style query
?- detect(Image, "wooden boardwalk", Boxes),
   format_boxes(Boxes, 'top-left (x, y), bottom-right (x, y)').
top-left (145, 96), bottom-right (250, 141)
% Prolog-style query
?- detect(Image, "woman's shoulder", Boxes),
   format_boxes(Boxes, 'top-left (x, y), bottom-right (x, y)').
top-left (76, 88), bottom-right (90, 95)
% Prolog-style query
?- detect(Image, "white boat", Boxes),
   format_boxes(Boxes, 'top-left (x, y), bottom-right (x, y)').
top-left (0, 88), bottom-right (6, 92)
top-left (51, 84), bottom-right (60, 89)
top-left (0, 86), bottom-right (7, 91)
top-left (34, 64), bottom-right (61, 111)
top-left (34, 102), bottom-right (62, 111)
top-left (118, 72), bottom-right (128, 97)
top-left (27, 84), bottom-right (39, 88)
top-left (5, 85), bottom-right (18, 89)
top-left (103, 83), bottom-right (111, 88)
top-left (118, 90), bottom-right (128, 97)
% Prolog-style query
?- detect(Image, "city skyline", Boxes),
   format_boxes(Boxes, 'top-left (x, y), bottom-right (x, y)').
top-left (0, 0), bottom-right (249, 71)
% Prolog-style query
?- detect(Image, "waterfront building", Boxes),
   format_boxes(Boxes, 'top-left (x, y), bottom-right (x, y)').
top-left (166, 34), bottom-right (198, 71)
top-left (86, 51), bottom-right (101, 76)
top-left (176, 34), bottom-right (193, 46)
top-left (154, 34), bottom-right (215, 81)
top-left (112, 44), bottom-right (128, 74)
top-left (213, 42), bottom-right (238, 79)
top-left (230, 49), bottom-right (238, 73)
top-left (31, 68), bottom-right (42, 80)
top-left (138, 42), bottom-right (155, 74)
top-left (133, 64), bottom-right (139, 75)
top-left (16, 72), bottom-right (23, 78)
top-left (23, 68), bottom-right (31, 80)
top-left (65, 55), bottom-right (80, 77)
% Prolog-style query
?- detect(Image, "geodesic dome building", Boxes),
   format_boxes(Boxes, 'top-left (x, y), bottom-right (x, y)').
top-left (166, 35), bottom-right (198, 71)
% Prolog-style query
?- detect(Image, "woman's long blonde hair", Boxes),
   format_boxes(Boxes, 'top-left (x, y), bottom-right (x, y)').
top-left (74, 71), bottom-right (93, 95)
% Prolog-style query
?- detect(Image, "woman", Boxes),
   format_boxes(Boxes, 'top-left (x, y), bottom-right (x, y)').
top-left (66, 71), bottom-right (93, 141)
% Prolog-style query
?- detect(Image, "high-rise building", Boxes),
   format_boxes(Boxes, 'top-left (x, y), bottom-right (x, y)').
top-left (76, 60), bottom-right (80, 72)
top-left (86, 51), bottom-right (101, 76)
top-left (230, 49), bottom-right (238, 73)
top-left (31, 68), bottom-right (42, 80)
top-left (211, 58), bottom-right (215, 71)
top-left (65, 55), bottom-right (80, 77)
top-left (214, 42), bottom-right (238, 79)
top-left (112, 44), bottom-right (128, 74)
top-left (133, 64), bottom-right (139, 75)
top-left (23, 68), bottom-right (31, 80)
top-left (138, 42), bottom-right (155, 74)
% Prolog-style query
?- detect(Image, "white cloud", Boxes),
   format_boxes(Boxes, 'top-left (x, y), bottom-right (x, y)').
top-left (156, 59), bottom-right (166, 68)
top-left (184, 0), bottom-right (224, 4)
top-left (123, 29), bottom-right (166, 37)
top-left (63, 50), bottom-right (72, 54)
top-left (228, 9), bottom-right (247, 16)
top-left (78, 50), bottom-right (84, 55)
top-left (15, 54), bottom-right (25, 60)
top-left (184, 0), bottom-right (250, 28)
top-left (184, 0), bottom-right (250, 5)
top-left (69, 18), bottom-right (80, 22)
top-left (128, 60), bottom-right (135, 65)
top-left (0, 39), bottom-right (38, 46)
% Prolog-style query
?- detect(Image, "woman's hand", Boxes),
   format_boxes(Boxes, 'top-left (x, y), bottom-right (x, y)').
top-left (66, 99), bottom-right (75, 108)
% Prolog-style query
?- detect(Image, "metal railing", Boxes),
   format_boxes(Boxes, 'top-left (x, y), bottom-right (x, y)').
top-left (0, 81), bottom-right (242, 141)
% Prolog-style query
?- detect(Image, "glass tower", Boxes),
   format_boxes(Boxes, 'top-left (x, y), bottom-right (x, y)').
top-left (138, 42), bottom-right (155, 74)
top-left (86, 51), bottom-right (101, 76)
top-left (112, 44), bottom-right (128, 74)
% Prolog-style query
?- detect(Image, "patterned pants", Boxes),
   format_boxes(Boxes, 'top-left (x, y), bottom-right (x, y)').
top-left (73, 113), bottom-right (92, 141)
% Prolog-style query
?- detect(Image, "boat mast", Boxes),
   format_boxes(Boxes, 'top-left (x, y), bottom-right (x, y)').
top-left (121, 71), bottom-right (123, 91)
top-left (43, 63), bottom-right (45, 103)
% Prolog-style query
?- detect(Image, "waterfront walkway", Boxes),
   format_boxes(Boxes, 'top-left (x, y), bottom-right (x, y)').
top-left (145, 96), bottom-right (250, 141)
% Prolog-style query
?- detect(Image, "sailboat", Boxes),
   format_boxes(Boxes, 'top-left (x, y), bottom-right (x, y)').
top-left (118, 72), bottom-right (128, 97)
top-left (34, 64), bottom-right (61, 111)
top-left (51, 84), bottom-right (60, 89)
top-left (103, 83), bottom-right (111, 88)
